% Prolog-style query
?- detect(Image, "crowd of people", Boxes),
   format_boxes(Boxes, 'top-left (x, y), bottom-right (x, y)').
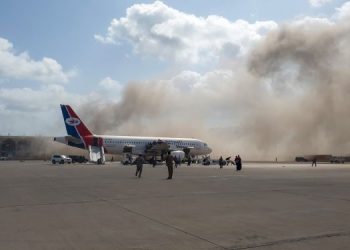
top-left (133, 152), bottom-right (242, 179)
top-left (219, 155), bottom-right (242, 171)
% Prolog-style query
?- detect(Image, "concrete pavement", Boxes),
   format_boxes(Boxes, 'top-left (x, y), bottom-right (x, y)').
top-left (0, 161), bottom-right (349, 249)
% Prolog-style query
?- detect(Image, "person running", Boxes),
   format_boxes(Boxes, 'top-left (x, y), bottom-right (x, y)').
top-left (134, 154), bottom-right (145, 178)
top-left (165, 151), bottom-right (174, 180)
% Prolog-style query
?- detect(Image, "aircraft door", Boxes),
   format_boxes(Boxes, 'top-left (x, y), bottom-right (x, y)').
top-left (183, 148), bottom-right (191, 156)
top-left (123, 145), bottom-right (134, 154)
top-left (92, 137), bottom-right (103, 147)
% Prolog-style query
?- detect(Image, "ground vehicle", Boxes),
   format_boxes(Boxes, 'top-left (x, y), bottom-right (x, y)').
top-left (51, 155), bottom-right (72, 164)
top-left (295, 157), bottom-right (308, 162)
top-left (0, 156), bottom-right (9, 160)
top-left (330, 157), bottom-right (345, 163)
top-left (68, 155), bottom-right (88, 163)
top-left (202, 156), bottom-right (212, 165)
top-left (121, 154), bottom-right (133, 165)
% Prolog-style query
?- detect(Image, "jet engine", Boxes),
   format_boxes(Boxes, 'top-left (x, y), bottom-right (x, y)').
top-left (171, 150), bottom-right (185, 161)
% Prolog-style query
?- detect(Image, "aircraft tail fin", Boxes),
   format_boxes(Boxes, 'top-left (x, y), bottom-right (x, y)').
top-left (60, 104), bottom-right (93, 139)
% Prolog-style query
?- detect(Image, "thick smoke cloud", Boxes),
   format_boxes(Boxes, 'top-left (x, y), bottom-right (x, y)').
top-left (81, 13), bottom-right (350, 160)
top-left (245, 17), bottom-right (350, 159)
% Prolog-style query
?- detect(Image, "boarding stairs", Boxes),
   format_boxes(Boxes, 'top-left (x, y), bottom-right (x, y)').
top-left (88, 145), bottom-right (105, 164)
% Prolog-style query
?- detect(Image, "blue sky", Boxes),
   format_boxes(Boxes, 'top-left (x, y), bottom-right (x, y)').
top-left (0, 0), bottom-right (349, 138)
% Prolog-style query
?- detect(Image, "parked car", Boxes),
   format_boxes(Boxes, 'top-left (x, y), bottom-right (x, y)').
top-left (330, 157), bottom-right (345, 164)
top-left (0, 156), bottom-right (9, 160)
top-left (68, 155), bottom-right (88, 163)
top-left (51, 155), bottom-right (72, 164)
top-left (295, 157), bottom-right (308, 162)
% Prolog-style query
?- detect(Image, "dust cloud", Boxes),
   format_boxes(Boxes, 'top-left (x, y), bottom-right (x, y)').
top-left (78, 16), bottom-right (350, 160)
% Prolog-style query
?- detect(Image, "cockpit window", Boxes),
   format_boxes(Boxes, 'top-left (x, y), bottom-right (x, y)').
top-left (204, 143), bottom-right (207, 146)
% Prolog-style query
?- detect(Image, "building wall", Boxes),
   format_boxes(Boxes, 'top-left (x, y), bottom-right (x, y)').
top-left (0, 136), bottom-right (87, 160)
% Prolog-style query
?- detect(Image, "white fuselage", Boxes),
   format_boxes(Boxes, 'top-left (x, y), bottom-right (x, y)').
top-left (56, 104), bottom-right (212, 160)
top-left (98, 135), bottom-right (212, 156)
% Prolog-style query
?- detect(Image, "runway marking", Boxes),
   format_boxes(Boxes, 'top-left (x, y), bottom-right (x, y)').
top-left (1, 186), bottom-right (350, 210)
top-left (229, 231), bottom-right (350, 249)
top-left (272, 189), bottom-right (350, 203)
top-left (0, 198), bottom-right (229, 248)
top-left (110, 201), bottom-right (229, 250)
top-left (0, 188), bottom-right (291, 210)
top-left (0, 199), bottom-right (108, 209)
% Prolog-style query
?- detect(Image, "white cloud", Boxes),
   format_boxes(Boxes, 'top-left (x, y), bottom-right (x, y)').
top-left (99, 77), bottom-right (122, 91)
top-left (95, 1), bottom-right (277, 64)
top-left (0, 85), bottom-right (76, 135)
top-left (98, 77), bottom-right (124, 102)
top-left (0, 84), bottom-right (106, 135)
top-left (309, 0), bottom-right (333, 7)
top-left (1, 0), bottom-right (350, 161)
top-left (0, 76), bottom-right (123, 133)
top-left (0, 85), bottom-right (76, 112)
top-left (165, 69), bottom-right (233, 93)
top-left (0, 37), bottom-right (75, 84)
top-left (335, 1), bottom-right (350, 19)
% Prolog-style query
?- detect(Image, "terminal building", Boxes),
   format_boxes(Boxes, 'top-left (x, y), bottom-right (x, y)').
top-left (0, 136), bottom-right (86, 160)
top-left (295, 154), bottom-right (350, 163)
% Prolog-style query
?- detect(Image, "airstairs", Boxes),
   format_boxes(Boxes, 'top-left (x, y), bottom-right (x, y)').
top-left (88, 145), bottom-right (105, 164)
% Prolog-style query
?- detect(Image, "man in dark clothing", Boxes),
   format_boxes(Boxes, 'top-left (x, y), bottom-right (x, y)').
top-left (236, 155), bottom-right (242, 171)
top-left (134, 154), bottom-right (145, 178)
top-left (219, 156), bottom-right (224, 169)
top-left (152, 155), bottom-right (156, 167)
top-left (165, 151), bottom-right (174, 179)
top-left (187, 156), bottom-right (191, 166)
top-left (312, 158), bottom-right (317, 167)
top-left (174, 156), bottom-right (178, 168)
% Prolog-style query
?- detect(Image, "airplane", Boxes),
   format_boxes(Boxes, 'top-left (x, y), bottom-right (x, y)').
top-left (54, 104), bottom-right (212, 163)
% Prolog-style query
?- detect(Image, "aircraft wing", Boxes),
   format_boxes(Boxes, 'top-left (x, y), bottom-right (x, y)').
top-left (144, 140), bottom-right (195, 157)
top-left (145, 140), bottom-right (170, 155)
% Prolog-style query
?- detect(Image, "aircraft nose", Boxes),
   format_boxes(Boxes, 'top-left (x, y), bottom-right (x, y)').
top-left (207, 147), bottom-right (212, 154)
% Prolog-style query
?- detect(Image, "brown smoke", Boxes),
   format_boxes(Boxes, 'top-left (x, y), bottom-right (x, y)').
top-left (244, 18), bottom-right (350, 159)
top-left (78, 16), bottom-right (350, 160)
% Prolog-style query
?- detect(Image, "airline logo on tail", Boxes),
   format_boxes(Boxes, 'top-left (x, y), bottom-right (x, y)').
top-left (65, 117), bottom-right (81, 126)
top-left (60, 105), bottom-right (94, 149)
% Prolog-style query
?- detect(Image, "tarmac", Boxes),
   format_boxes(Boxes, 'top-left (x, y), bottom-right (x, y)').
top-left (0, 161), bottom-right (350, 250)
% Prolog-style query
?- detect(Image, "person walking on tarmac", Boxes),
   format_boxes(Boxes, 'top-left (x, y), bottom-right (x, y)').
top-left (174, 156), bottom-right (178, 168)
top-left (165, 151), bottom-right (174, 180)
top-left (134, 154), bottom-right (145, 178)
top-left (187, 156), bottom-right (191, 166)
top-left (219, 156), bottom-right (224, 169)
top-left (312, 158), bottom-right (317, 167)
top-left (235, 155), bottom-right (242, 171)
top-left (152, 155), bottom-right (156, 167)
